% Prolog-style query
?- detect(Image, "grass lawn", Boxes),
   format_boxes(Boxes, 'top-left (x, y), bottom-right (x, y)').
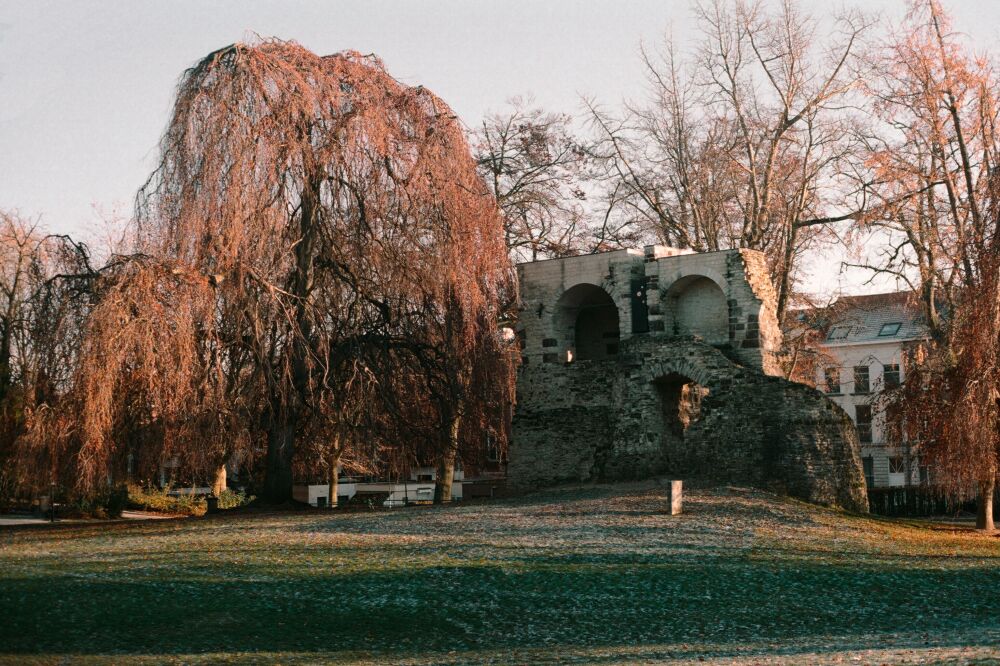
top-left (2, 482), bottom-right (1000, 664)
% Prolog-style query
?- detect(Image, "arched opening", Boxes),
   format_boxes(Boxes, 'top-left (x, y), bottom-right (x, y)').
top-left (555, 283), bottom-right (620, 361)
top-left (663, 275), bottom-right (728, 344)
top-left (654, 372), bottom-right (709, 449)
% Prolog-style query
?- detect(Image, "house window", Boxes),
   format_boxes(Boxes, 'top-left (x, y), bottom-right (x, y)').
top-left (862, 456), bottom-right (874, 487)
top-left (853, 365), bottom-right (870, 394)
top-left (919, 463), bottom-right (931, 485)
top-left (887, 456), bottom-right (907, 487)
top-left (878, 322), bottom-right (902, 337)
top-left (823, 367), bottom-right (841, 394)
top-left (883, 363), bottom-right (900, 389)
top-left (828, 326), bottom-right (850, 340)
top-left (486, 434), bottom-right (501, 463)
top-left (856, 405), bottom-right (872, 444)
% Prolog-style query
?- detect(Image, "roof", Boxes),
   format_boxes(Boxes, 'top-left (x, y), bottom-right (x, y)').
top-left (790, 291), bottom-right (929, 345)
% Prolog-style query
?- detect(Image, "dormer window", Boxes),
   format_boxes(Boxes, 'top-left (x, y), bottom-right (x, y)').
top-left (827, 326), bottom-right (850, 340)
top-left (878, 322), bottom-right (902, 337)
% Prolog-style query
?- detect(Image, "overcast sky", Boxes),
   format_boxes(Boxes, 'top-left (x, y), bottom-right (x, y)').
top-left (2, 1), bottom-right (999, 294)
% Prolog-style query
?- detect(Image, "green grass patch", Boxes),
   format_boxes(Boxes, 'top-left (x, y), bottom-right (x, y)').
top-left (1, 484), bottom-right (999, 664)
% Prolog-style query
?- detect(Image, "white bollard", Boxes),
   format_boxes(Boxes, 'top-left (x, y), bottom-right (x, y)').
top-left (667, 480), bottom-right (683, 515)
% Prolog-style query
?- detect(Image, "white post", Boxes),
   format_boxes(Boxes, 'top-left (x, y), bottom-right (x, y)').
top-left (668, 480), bottom-right (683, 515)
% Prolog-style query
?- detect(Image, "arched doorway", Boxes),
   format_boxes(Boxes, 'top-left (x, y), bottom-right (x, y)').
top-left (555, 283), bottom-right (620, 361)
top-left (654, 372), bottom-right (709, 450)
top-left (663, 275), bottom-right (728, 344)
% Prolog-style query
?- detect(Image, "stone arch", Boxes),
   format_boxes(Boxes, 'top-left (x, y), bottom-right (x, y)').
top-left (653, 371), bottom-right (710, 452)
top-left (554, 283), bottom-right (621, 361)
top-left (640, 356), bottom-right (719, 392)
top-left (662, 273), bottom-right (728, 344)
top-left (629, 352), bottom-right (720, 461)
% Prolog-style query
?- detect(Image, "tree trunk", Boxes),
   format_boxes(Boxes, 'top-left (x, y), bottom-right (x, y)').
top-left (211, 463), bottom-right (227, 498)
top-left (267, 174), bottom-right (319, 507)
top-left (264, 421), bottom-right (295, 504)
top-left (433, 414), bottom-right (461, 504)
top-left (328, 447), bottom-right (341, 509)
top-left (775, 224), bottom-right (797, 323)
top-left (977, 477), bottom-right (996, 531)
top-left (434, 451), bottom-right (455, 505)
top-left (0, 321), bottom-right (14, 406)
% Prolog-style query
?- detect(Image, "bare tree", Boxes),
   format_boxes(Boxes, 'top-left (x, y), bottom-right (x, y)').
top-left (779, 293), bottom-right (843, 387)
top-left (587, 0), bottom-right (873, 319)
top-left (850, 0), bottom-right (999, 339)
top-left (474, 99), bottom-right (591, 261)
top-left (0, 210), bottom-right (97, 502)
top-left (883, 174), bottom-right (1000, 530)
top-left (0, 212), bottom-right (44, 406)
top-left (861, 1), bottom-right (1000, 529)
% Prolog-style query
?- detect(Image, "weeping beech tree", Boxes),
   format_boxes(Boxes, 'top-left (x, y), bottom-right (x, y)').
top-left (21, 41), bottom-right (514, 502)
top-left (0, 211), bottom-right (96, 502)
top-left (413, 298), bottom-right (514, 504)
top-left (16, 257), bottom-right (253, 496)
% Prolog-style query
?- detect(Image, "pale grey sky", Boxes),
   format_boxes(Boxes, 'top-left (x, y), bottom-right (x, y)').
top-left (1, 1), bottom-right (999, 293)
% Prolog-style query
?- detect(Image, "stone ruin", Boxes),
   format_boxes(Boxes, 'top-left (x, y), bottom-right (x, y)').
top-left (508, 246), bottom-right (868, 513)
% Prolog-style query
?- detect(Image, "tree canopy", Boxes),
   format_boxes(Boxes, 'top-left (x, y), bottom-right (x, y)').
top-left (14, 42), bottom-right (515, 502)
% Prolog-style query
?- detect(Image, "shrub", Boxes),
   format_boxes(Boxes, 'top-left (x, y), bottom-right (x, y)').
top-left (60, 485), bottom-right (129, 519)
top-left (217, 488), bottom-right (255, 509)
top-left (125, 485), bottom-right (255, 515)
top-left (126, 484), bottom-right (206, 516)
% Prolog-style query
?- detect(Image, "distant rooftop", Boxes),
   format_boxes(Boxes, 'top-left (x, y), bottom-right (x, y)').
top-left (792, 291), bottom-right (929, 345)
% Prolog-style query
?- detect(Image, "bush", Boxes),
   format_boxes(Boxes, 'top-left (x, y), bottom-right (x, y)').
top-left (61, 485), bottom-right (129, 519)
top-left (126, 484), bottom-right (206, 516)
top-left (217, 487), bottom-right (255, 510)
top-left (125, 485), bottom-right (256, 516)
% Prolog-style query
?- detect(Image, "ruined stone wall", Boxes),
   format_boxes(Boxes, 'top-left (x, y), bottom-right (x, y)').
top-left (510, 246), bottom-right (868, 512)
top-left (731, 250), bottom-right (784, 376)
top-left (626, 337), bottom-right (867, 511)
top-left (510, 336), bottom-right (868, 512)
top-left (506, 360), bottom-right (616, 487)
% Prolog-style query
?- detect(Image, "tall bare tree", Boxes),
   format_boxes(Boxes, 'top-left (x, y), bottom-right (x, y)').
top-left (474, 99), bottom-right (591, 261)
top-left (851, 0), bottom-right (999, 338)
top-left (587, 0), bottom-right (872, 318)
top-left (861, 1), bottom-right (1000, 529)
top-left (884, 173), bottom-right (1000, 530)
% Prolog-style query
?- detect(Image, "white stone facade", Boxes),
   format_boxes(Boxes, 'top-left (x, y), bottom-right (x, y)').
top-left (812, 293), bottom-right (928, 488)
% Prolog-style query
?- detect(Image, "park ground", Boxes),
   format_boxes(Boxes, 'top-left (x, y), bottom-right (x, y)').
top-left (1, 482), bottom-right (1000, 665)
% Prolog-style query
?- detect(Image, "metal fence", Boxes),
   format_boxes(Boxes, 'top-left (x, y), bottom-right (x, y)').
top-left (867, 484), bottom-right (1000, 518)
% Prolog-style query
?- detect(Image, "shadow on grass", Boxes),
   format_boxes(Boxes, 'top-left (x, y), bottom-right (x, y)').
top-left (2, 548), bottom-right (1000, 659)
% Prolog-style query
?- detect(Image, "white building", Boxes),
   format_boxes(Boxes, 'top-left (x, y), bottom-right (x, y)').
top-left (293, 466), bottom-right (465, 508)
top-left (811, 292), bottom-right (929, 488)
